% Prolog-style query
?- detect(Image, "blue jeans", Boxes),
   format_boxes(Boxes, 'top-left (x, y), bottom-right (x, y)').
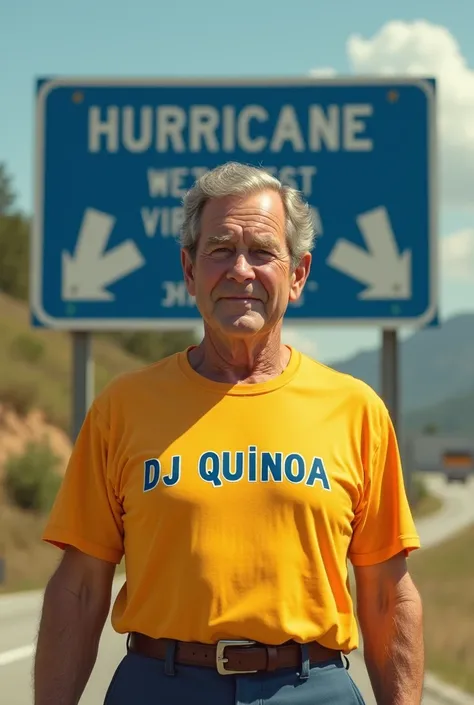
top-left (103, 641), bottom-right (366, 704)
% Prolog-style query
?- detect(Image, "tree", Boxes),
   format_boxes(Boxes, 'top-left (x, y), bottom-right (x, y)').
top-left (0, 212), bottom-right (30, 300)
top-left (0, 161), bottom-right (29, 300)
top-left (0, 162), bottom-right (16, 215)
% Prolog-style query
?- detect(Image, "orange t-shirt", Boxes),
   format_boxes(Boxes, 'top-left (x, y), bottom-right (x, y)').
top-left (42, 346), bottom-right (420, 652)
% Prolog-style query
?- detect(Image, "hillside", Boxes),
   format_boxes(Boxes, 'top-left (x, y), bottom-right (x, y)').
top-left (0, 292), bottom-right (145, 433)
top-left (329, 313), bottom-right (474, 434)
top-left (405, 385), bottom-right (474, 435)
top-left (0, 292), bottom-right (148, 592)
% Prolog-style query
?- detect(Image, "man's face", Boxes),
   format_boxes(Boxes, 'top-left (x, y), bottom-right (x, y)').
top-left (181, 189), bottom-right (311, 338)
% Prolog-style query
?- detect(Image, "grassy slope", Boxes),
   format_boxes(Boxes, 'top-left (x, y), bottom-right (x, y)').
top-left (0, 493), bottom-right (61, 593)
top-left (410, 523), bottom-right (474, 694)
top-left (0, 293), bottom-right (144, 432)
top-left (411, 492), bottom-right (443, 519)
top-left (0, 292), bottom-right (145, 591)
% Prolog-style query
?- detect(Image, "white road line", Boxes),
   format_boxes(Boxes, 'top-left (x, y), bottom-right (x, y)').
top-left (0, 644), bottom-right (35, 666)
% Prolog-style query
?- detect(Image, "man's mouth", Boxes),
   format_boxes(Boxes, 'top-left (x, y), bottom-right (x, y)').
top-left (220, 296), bottom-right (260, 301)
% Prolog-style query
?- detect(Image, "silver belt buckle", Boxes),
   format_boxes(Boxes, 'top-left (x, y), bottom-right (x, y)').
top-left (216, 639), bottom-right (257, 675)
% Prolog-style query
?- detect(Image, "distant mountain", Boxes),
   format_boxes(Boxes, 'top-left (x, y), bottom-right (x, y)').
top-left (405, 384), bottom-right (474, 437)
top-left (328, 313), bottom-right (474, 415)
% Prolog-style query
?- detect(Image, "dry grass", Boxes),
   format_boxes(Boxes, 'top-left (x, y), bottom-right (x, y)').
top-left (0, 488), bottom-right (60, 593)
top-left (0, 293), bottom-right (144, 433)
top-left (410, 523), bottom-right (474, 694)
top-left (411, 492), bottom-right (443, 519)
top-left (0, 292), bottom-right (141, 591)
top-left (0, 491), bottom-right (125, 593)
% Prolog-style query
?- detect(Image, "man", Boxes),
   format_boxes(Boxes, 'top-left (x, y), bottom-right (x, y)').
top-left (34, 161), bottom-right (424, 705)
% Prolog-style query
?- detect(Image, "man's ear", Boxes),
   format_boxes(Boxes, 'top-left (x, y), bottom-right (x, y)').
top-left (181, 248), bottom-right (196, 297)
top-left (288, 252), bottom-right (312, 303)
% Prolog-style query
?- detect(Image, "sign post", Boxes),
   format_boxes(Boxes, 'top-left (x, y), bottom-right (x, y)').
top-left (381, 329), bottom-right (399, 433)
top-left (72, 331), bottom-right (94, 441)
top-left (32, 77), bottom-right (437, 436)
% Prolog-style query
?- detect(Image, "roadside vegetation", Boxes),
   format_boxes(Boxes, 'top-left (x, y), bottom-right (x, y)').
top-left (410, 522), bottom-right (474, 694)
top-left (410, 473), bottom-right (443, 518)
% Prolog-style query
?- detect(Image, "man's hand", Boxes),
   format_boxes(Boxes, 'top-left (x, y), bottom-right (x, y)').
top-left (34, 546), bottom-right (116, 705)
top-left (353, 551), bottom-right (424, 705)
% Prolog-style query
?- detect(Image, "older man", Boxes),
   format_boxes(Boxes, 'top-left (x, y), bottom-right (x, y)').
top-left (34, 162), bottom-right (423, 705)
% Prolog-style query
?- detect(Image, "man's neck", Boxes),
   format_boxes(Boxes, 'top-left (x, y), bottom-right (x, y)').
top-left (187, 329), bottom-right (291, 384)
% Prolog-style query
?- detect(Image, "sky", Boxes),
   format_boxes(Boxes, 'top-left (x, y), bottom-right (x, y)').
top-left (1, 0), bottom-right (473, 364)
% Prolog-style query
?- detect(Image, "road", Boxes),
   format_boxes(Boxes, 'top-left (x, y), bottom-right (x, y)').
top-left (1, 472), bottom-right (473, 705)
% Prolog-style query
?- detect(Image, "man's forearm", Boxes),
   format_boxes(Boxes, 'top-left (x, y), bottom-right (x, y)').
top-left (34, 574), bottom-right (109, 705)
top-left (360, 590), bottom-right (424, 705)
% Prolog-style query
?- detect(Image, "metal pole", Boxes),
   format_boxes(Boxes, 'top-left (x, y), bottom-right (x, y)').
top-left (72, 331), bottom-right (94, 442)
top-left (381, 329), bottom-right (399, 433)
top-left (0, 544), bottom-right (5, 586)
top-left (381, 329), bottom-right (411, 500)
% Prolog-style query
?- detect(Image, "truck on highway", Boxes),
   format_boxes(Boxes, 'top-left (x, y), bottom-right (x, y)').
top-left (441, 449), bottom-right (473, 484)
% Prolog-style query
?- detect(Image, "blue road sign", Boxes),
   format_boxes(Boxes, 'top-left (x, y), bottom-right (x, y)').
top-left (32, 77), bottom-right (437, 330)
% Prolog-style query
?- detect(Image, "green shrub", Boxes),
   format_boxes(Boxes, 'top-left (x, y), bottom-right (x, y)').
top-left (4, 440), bottom-right (62, 513)
top-left (0, 212), bottom-right (30, 301)
top-left (410, 473), bottom-right (429, 505)
top-left (10, 334), bottom-right (44, 363)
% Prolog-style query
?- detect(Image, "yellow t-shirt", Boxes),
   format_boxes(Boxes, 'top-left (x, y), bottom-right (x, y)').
top-left (43, 346), bottom-right (420, 652)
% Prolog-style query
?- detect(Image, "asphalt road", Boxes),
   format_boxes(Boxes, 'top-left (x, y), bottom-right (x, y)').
top-left (1, 472), bottom-right (473, 705)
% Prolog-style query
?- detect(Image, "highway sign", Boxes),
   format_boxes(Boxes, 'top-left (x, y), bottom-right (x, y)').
top-left (32, 77), bottom-right (437, 330)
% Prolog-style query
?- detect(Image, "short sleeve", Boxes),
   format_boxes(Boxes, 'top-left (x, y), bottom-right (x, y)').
top-left (348, 402), bottom-right (421, 566)
top-left (42, 399), bottom-right (124, 564)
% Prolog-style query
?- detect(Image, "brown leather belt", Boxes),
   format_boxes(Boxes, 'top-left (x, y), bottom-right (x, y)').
top-left (128, 633), bottom-right (341, 675)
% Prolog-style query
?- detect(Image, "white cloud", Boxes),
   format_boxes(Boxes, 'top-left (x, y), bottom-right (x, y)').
top-left (311, 20), bottom-right (474, 209)
top-left (308, 67), bottom-right (338, 77)
top-left (441, 229), bottom-right (474, 282)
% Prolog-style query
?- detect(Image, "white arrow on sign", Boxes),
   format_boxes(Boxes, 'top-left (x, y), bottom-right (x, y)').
top-left (326, 206), bottom-right (412, 300)
top-left (62, 208), bottom-right (145, 301)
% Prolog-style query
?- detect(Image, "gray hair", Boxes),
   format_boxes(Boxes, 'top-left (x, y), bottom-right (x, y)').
top-left (179, 161), bottom-right (317, 268)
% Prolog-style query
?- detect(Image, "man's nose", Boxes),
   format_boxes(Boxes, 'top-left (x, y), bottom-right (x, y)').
top-left (226, 253), bottom-right (256, 282)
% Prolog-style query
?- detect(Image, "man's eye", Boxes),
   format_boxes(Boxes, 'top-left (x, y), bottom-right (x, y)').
top-left (210, 247), bottom-right (232, 255)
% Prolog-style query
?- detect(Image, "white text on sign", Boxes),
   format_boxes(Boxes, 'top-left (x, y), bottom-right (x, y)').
top-left (141, 207), bottom-right (184, 238)
top-left (88, 104), bottom-right (374, 154)
top-left (146, 165), bottom-right (318, 198)
top-left (141, 165), bottom-right (323, 238)
top-left (161, 282), bottom-right (195, 308)
top-left (142, 205), bottom-right (322, 238)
